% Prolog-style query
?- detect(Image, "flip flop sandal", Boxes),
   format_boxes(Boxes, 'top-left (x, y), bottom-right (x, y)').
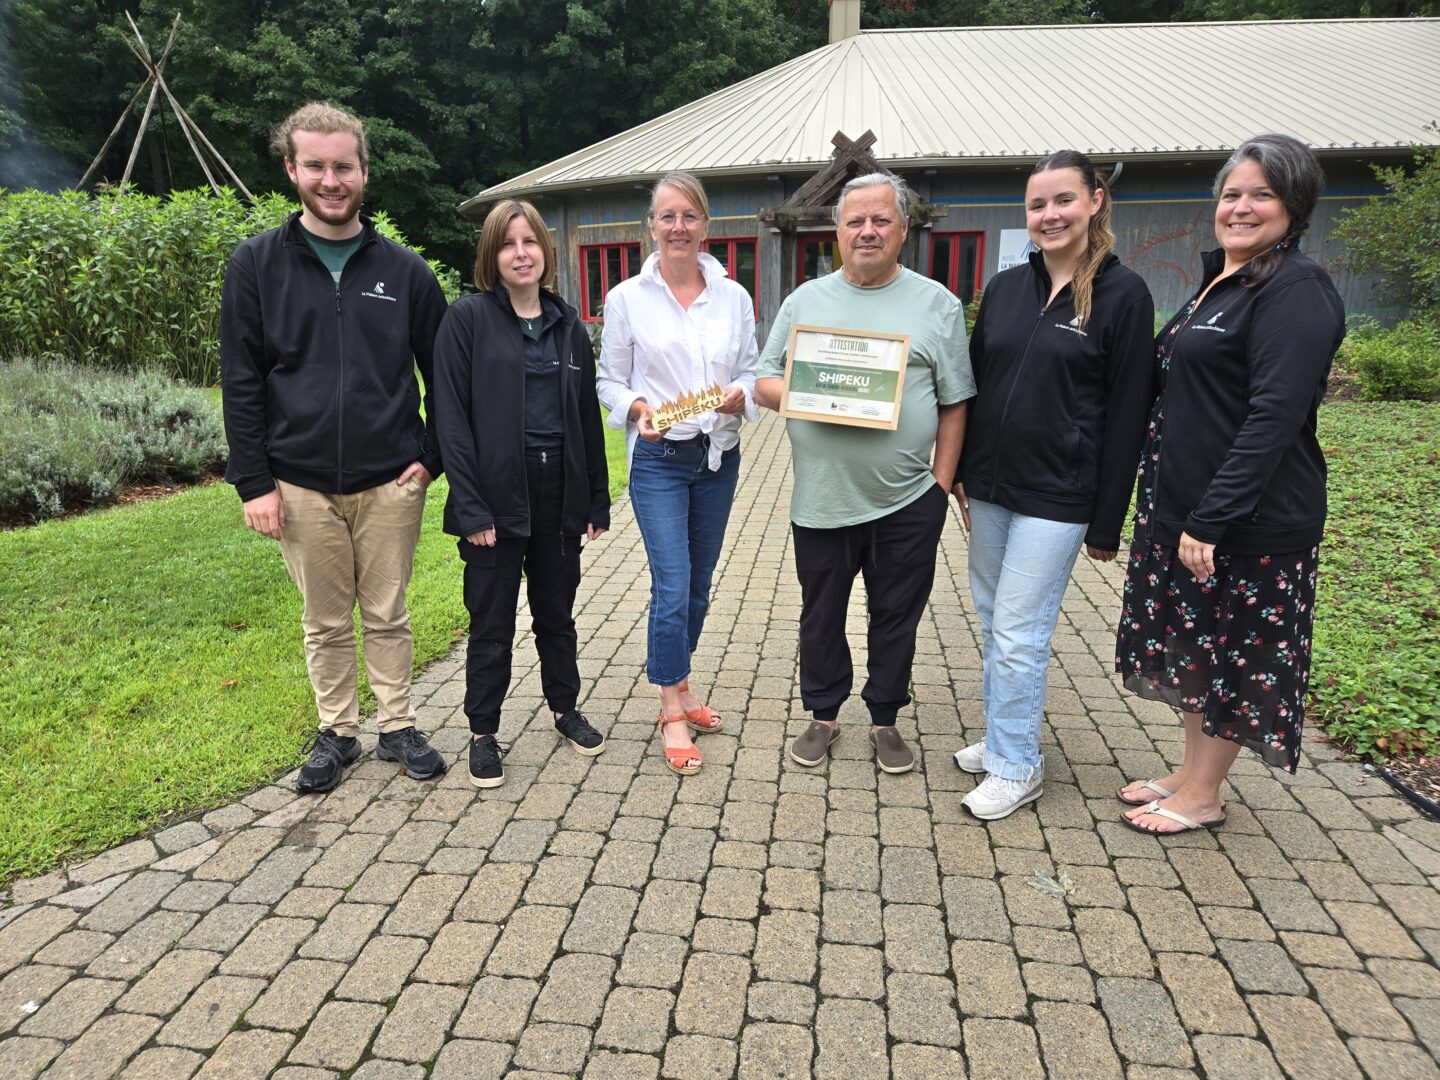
top-left (1122, 799), bottom-right (1225, 835)
top-left (1116, 779), bottom-right (1175, 805)
top-left (657, 712), bottom-right (702, 775)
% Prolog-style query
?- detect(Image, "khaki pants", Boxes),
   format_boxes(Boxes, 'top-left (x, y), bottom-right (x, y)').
top-left (276, 477), bottom-right (426, 737)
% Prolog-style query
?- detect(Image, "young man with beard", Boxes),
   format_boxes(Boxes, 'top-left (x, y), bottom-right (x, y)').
top-left (221, 102), bottom-right (449, 793)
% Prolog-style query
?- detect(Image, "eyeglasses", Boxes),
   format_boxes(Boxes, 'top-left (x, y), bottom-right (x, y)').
top-left (654, 211), bottom-right (704, 228)
top-left (296, 160), bottom-right (361, 182)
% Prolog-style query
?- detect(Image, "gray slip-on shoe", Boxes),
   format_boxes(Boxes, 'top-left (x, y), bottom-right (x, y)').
top-left (869, 727), bottom-right (915, 774)
top-left (790, 720), bottom-right (841, 767)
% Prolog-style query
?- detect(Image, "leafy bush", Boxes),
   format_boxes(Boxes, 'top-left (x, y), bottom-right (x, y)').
top-left (1312, 402), bottom-right (1440, 760)
top-left (1333, 138), bottom-right (1440, 317)
top-left (1338, 318), bottom-right (1440, 402)
top-left (0, 357), bottom-right (227, 523)
top-left (0, 188), bottom-right (461, 386)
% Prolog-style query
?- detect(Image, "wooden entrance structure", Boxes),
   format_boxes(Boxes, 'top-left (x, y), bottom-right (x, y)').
top-left (757, 130), bottom-right (944, 300)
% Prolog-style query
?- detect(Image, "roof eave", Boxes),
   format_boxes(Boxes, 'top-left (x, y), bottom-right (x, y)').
top-left (455, 143), bottom-right (1425, 217)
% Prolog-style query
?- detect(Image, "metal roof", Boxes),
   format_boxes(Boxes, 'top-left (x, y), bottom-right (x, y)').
top-left (461, 18), bottom-right (1440, 212)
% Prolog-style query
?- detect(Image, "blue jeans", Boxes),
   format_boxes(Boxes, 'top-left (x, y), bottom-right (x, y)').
top-left (629, 436), bottom-right (740, 686)
top-left (967, 498), bottom-right (1086, 781)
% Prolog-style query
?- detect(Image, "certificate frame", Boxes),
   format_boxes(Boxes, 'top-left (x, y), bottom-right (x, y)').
top-left (779, 323), bottom-right (911, 430)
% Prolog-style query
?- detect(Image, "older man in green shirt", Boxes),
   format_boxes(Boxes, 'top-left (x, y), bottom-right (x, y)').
top-left (755, 172), bottom-right (975, 774)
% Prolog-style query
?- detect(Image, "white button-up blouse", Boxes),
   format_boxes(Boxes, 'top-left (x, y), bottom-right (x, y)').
top-left (596, 251), bottom-right (759, 471)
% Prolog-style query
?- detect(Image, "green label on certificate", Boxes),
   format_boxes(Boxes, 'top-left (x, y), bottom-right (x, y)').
top-left (780, 324), bottom-right (911, 430)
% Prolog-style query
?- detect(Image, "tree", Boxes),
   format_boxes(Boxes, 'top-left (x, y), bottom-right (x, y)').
top-left (1332, 139), bottom-right (1440, 316)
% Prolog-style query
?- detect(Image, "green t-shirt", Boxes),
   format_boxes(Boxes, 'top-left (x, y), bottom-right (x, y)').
top-left (758, 266), bottom-right (976, 529)
top-left (299, 224), bottom-right (363, 284)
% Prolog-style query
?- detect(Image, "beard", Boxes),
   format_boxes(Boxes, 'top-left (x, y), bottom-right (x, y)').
top-left (297, 182), bottom-right (364, 229)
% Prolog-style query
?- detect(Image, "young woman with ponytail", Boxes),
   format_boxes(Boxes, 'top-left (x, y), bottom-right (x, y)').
top-left (1114, 134), bottom-right (1344, 834)
top-left (951, 150), bottom-right (1155, 820)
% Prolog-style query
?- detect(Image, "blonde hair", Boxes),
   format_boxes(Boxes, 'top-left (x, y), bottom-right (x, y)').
top-left (473, 200), bottom-right (558, 293)
top-left (647, 171), bottom-right (710, 222)
top-left (270, 102), bottom-right (369, 170)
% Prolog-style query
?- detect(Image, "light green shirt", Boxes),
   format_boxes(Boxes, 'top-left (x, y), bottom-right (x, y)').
top-left (758, 267), bottom-right (975, 528)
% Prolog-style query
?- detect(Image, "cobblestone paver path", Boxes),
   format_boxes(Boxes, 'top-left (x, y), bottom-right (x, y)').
top-left (5, 412), bottom-right (1440, 1079)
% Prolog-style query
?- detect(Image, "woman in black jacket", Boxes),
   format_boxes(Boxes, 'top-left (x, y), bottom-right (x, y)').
top-left (1116, 133), bottom-right (1345, 833)
top-left (434, 199), bottom-right (611, 789)
top-left (952, 150), bottom-right (1155, 821)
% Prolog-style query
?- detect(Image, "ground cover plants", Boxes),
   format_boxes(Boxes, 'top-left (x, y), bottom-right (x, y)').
top-left (0, 357), bottom-right (226, 523)
top-left (1311, 401), bottom-right (1440, 759)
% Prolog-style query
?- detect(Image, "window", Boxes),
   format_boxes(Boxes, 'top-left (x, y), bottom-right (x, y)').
top-left (706, 238), bottom-right (759, 316)
top-left (580, 242), bottom-right (643, 320)
top-left (928, 231), bottom-right (984, 303)
top-left (797, 232), bottom-right (841, 283)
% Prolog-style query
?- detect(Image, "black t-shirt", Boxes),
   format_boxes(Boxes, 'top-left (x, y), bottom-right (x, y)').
top-left (523, 295), bottom-right (564, 451)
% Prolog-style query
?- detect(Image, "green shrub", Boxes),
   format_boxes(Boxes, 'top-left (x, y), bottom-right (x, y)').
top-left (0, 188), bottom-right (461, 386)
top-left (0, 357), bottom-right (227, 523)
top-left (1340, 318), bottom-right (1440, 401)
top-left (1332, 139), bottom-right (1440, 316)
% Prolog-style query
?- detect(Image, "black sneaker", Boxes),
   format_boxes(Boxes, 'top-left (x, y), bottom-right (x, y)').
top-left (555, 709), bottom-right (606, 757)
top-left (376, 726), bottom-right (447, 780)
top-left (296, 729), bottom-right (361, 793)
top-left (469, 735), bottom-right (508, 789)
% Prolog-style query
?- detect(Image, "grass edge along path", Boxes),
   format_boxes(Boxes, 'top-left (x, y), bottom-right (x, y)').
top-left (0, 421), bottom-right (629, 884)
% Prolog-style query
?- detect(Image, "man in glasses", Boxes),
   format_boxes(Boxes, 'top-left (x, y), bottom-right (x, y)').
top-left (221, 102), bottom-right (449, 793)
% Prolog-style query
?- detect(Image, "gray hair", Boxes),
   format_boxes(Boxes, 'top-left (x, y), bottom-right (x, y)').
top-left (834, 171), bottom-right (914, 223)
top-left (1214, 133), bottom-right (1323, 245)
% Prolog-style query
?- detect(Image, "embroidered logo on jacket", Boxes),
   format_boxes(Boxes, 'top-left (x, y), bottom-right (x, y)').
top-left (1193, 309), bottom-right (1226, 332)
top-left (362, 281), bottom-right (398, 303)
top-left (1054, 314), bottom-right (1088, 338)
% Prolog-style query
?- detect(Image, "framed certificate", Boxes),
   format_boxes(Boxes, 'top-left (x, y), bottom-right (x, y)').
top-left (779, 324), bottom-right (911, 430)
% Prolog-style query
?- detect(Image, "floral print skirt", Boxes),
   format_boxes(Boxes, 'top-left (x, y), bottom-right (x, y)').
top-left (1115, 542), bottom-right (1319, 773)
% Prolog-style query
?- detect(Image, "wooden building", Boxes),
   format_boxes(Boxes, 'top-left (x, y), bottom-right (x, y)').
top-left (461, 12), bottom-right (1440, 338)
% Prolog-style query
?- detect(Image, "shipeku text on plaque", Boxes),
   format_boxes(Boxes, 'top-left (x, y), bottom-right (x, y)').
top-left (779, 324), bottom-right (911, 430)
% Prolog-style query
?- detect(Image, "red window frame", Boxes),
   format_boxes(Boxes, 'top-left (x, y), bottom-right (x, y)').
top-left (706, 237), bottom-right (759, 317)
top-left (579, 242), bottom-right (643, 321)
top-left (928, 230), bottom-right (985, 302)
top-left (796, 231), bottom-right (840, 284)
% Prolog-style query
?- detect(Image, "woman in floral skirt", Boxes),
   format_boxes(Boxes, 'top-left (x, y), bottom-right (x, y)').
top-left (1115, 133), bottom-right (1345, 834)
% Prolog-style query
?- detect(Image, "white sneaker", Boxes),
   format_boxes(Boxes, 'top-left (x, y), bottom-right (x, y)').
top-left (953, 739), bottom-right (986, 774)
top-left (962, 772), bottom-right (1044, 820)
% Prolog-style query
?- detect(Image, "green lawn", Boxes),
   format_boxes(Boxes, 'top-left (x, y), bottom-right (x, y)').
top-left (0, 417), bottom-right (628, 884)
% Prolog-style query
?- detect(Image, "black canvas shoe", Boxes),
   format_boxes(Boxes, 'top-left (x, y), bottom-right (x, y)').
top-left (296, 729), bottom-right (361, 793)
top-left (469, 735), bottom-right (508, 789)
top-left (555, 709), bottom-right (606, 757)
top-left (376, 726), bottom-right (447, 780)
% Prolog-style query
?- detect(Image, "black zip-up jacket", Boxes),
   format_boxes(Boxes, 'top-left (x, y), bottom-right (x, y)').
top-left (959, 251), bottom-right (1155, 551)
top-left (432, 286), bottom-right (610, 541)
top-left (221, 212), bottom-right (447, 500)
top-left (1143, 247), bottom-right (1344, 555)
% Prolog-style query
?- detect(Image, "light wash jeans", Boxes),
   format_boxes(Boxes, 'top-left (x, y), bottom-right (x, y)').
top-left (628, 436), bottom-right (740, 686)
top-left (967, 498), bottom-right (1087, 782)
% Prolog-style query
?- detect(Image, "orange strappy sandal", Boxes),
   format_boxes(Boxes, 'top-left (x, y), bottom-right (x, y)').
top-left (676, 680), bottom-right (724, 734)
top-left (657, 711), bottom-right (703, 775)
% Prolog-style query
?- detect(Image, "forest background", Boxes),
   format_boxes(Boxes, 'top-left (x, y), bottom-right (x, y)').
top-left (5, 0), bottom-right (1437, 277)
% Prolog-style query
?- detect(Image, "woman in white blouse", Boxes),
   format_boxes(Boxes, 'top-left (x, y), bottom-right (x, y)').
top-left (597, 171), bottom-right (759, 776)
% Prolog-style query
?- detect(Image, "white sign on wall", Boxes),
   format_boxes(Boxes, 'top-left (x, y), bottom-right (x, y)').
top-left (997, 229), bottom-right (1037, 273)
